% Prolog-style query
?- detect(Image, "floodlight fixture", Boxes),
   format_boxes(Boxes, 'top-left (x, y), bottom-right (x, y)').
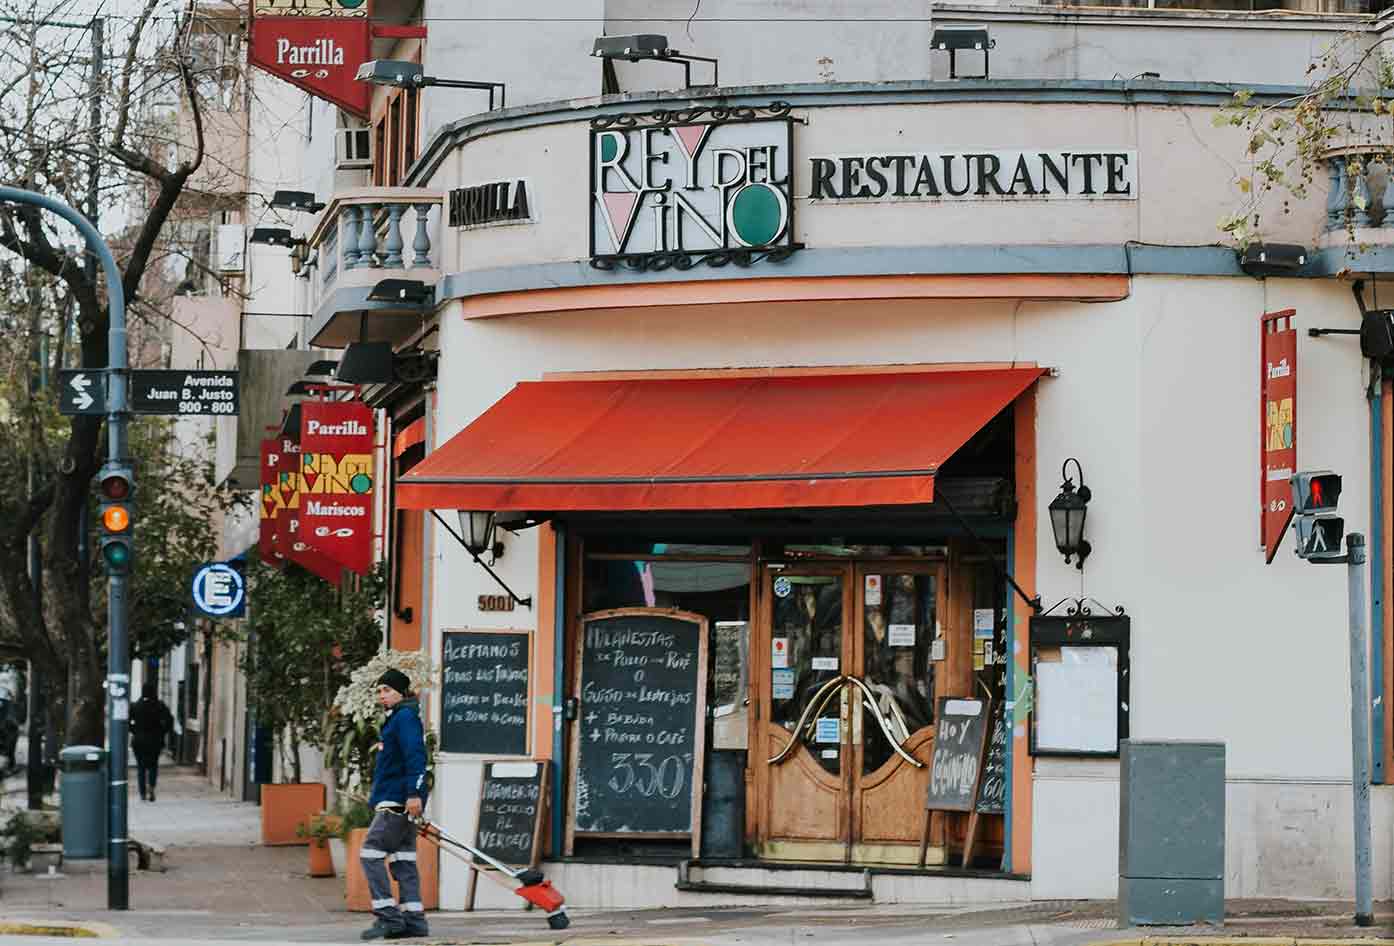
top-left (248, 227), bottom-right (304, 248)
top-left (591, 33), bottom-right (719, 88)
top-left (930, 27), bottom-right (995, 79)
top-left (355, 59), bottom-right (506, 109)
top-left (367, 278), bottom-right (434, 305)
top-left (268, 190), bottom-right (324, 213)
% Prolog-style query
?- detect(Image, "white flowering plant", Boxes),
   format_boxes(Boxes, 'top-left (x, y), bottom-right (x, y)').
top-left (323, 648), bottom-right (437, 797)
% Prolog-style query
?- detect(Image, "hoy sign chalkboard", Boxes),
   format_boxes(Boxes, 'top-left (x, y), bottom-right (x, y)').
top-left (440, 629), bottom-right (531, 756)
top-left (568, 608), bottom-right (709, 856)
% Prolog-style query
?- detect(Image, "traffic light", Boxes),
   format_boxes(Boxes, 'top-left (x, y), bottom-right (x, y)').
top-left (97, 463), bottom-right (134, 574)
top-left (1290, 470), bottom-right (1344, 562)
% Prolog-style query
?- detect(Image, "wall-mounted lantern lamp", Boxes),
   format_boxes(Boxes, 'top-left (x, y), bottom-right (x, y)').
top-left (269, 190), bottom-right (325, 214)
top-left (429, 510), bottom-right (532, 608)
top-left (356, 59), bottom-right (506, 110)
top-left (591, 33), bottom-right (719, 88)
top-left (368, 278), bottom-right (434, 305)
top-left (249, 227), bottom-right (304, 249)
top-left (1048, 457), bottom-right (1092, 569)
top-left (930, 27), bottom-right (994, 79)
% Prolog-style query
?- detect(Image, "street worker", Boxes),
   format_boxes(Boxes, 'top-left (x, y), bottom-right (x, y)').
top-left (360, 668), bottom-right (429, 941)
top-left (130, 682), bottom-right (174, 802)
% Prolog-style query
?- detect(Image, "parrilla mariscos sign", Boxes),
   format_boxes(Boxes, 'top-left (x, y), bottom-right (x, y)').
top-left (808, 150), bottom-right (1138, 201)
top-left (589, 107), bottom-right (799, 270)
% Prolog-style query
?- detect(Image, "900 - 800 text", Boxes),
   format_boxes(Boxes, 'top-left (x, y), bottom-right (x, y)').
top-left (178, 400), bottom-right (236, 414)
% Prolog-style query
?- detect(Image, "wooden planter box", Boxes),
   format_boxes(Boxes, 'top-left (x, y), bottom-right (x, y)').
top-left (343, 826), bottom-right (440, 911)
top-left (260, 783), bottom-right (327, 846)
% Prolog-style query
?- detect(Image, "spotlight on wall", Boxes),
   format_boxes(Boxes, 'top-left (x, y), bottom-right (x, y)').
top-left (591, 33), bottom-right (719, 87)
top-left (269, 190), bottom-right (325, 214)
top-left (1238, 242), bottom-right (1308, 278)
top-left (367, 278), bottom-right (433, 305)
top-left (248, 227), bottom-right (303, 248)
top-left (930, 27), bottom-right (994, 79)
top-left (356, 60), bottom-right (506, 109)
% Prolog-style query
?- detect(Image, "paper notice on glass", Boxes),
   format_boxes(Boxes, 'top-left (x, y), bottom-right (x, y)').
top-left (865, 574), bottom-right (882, 606)
top-left (113, 698), bottom-right (129, 721)
top-left (930, 638), bottom-right (946, 662)
top-left (821, 749), bottom-right (839, 759)
top-left (1035, 661), bottom-right (1118, 753)
top-left (811, 656), bottom-right (839, 671)
top-left (772, 637), bottom-right (790, 669)
top-left (1063, 645), bottom-right (1117, 668)
top-left (815, 717), bottom-right (840, 743)
top-left (974, 608), bottom-right (995, 639)
top-left (888, 623), bottom-right (916, 647)
top-left (983, 642), bottom-right (994, 664)
top-left (772, 668), bottom-right (795, 700)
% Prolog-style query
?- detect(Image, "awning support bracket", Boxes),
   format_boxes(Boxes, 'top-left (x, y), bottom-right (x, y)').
top-left (429, 510), bottom-right (534, 609)
top-left (935, 488), bottom-right (1041, 614)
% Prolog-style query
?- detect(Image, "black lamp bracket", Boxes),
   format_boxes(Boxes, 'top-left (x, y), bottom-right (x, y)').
top-left (430, 510), bottom-right (532, 609)
top-left (935, 487), bottom-right (1041, 614)
top-left (1313, 279), bottom-right (1371, 337)
top-left (1039, 596), bottom-right (1127, 619)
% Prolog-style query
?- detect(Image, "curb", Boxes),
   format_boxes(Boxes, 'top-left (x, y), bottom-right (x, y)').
top-left (0, 919), bottom-right (115, 938)
top-left (1094, 938), bottom-right (1394, 946)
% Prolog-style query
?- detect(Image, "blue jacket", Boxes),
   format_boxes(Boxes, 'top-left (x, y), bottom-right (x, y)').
top-left (369, 699), bottom-right (428, 808)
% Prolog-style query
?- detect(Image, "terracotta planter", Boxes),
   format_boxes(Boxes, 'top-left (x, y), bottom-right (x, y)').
top-left (260, 783), bottom-right (327, 846)
top-left (344, 826), bottom-right (440, 912)
top-left (308, 837), bottom-right (335, 877)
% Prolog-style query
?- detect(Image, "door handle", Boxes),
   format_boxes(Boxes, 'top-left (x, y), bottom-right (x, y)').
top-left (845, 676), bottom-right (925, 769)
top-left (767, 675), bottom-right (845, 765)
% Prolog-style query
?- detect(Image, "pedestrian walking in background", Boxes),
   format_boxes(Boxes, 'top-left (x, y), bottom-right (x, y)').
top-left (130, 682), bottom-right (173, 801)
top-left (360, 668), bottom-right (429, 941)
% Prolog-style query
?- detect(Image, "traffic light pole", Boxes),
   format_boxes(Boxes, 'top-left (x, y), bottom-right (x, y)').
top-left (1346, 533), bottom-right (1374, 927)
top-left (0, 186), bottom-right (130, 910)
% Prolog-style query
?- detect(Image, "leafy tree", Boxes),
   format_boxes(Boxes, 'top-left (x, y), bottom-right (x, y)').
top-left (240, 559), bottom-right (385, 784)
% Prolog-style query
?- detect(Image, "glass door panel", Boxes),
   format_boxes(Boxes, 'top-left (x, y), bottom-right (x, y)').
top-left (860, 572), bottom-right (938, 774)
top-left (771, 573), bottom-right (844, 775)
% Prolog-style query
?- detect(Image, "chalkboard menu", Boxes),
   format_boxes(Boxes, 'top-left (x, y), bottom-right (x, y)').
top-left (570, 609), bottom-right (709, 851)
top-left (475, 760), bottom-right (548, 866)
top-left (976, 702), bottom-right (1007, 815)
top-left (440, 629), bottom-right (530, 756)
top-left (925, 697), bottom-right (990, 813)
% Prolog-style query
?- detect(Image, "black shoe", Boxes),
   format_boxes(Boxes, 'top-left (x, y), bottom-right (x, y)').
top-left (402, 917), bottom-right (429, 937)
top-left (360, 920), bottom-right (407, 941)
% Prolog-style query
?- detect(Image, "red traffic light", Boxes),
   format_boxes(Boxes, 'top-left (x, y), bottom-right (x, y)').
top-left (1290, 470), bottom-right (1341, 515)
top-left (97, 464), bottom-right (133, 501)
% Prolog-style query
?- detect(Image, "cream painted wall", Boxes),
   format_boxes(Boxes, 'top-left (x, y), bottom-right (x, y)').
top-left (424, 271), bottom-right (1383, 902)
top-left (436, 100), bottom-right (1323, 275)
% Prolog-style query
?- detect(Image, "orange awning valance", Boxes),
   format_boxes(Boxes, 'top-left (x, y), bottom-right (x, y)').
top-left (395, 368), bottom-right (1045, 513)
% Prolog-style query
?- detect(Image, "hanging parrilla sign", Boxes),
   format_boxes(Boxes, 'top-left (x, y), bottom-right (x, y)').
top-left (589, 104), bottom-right (800, 271)
top-left (299, 401), bottom-right (375, 576)
top-left (1261, 309), bottom-right (1297, 564)
top-left (807, 150), bottom-right (1138, 201)
top-left (249, 9), bottom-right (371, 118)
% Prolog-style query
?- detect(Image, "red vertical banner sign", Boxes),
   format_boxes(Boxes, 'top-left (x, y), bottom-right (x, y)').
top-left (1261, 309), bottom-right (1297, 563)
top-left (273, 425), bottom-right (345, 584)
top-left (299, 401), bottom-right (376, 575)
top-left (259, 438), bottom-right (283, 565)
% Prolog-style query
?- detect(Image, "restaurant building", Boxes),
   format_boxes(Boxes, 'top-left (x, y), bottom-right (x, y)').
top-left (243, 0), bottom-right (1394, 911)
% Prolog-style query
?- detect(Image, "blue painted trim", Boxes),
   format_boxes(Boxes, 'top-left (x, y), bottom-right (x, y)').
top-left (1373, 386), bottom-right (1386, 784)
top-left (407, 79), bottom-right (1314, 187)
top-left (1004, 527), bottom-right (1016, 874)
top-left (551, 522), bottom-right (567, 859)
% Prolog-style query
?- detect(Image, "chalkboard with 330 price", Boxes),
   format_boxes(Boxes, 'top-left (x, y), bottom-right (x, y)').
top-left (568, 608), bottom-right (709, 855)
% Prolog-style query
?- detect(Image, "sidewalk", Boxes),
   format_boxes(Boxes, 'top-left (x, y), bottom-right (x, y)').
top-left (0, 765), bottom-right (1389, 944)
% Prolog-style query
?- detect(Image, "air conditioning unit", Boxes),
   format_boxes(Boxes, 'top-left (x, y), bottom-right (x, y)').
top-left (216, 224), bottom-right (245, 273)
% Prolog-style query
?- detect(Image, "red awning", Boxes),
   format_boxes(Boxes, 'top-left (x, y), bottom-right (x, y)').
top-left (396, 368), bottom-right (1045, 512)
top-left (393, 417), bottom-right (426, 457)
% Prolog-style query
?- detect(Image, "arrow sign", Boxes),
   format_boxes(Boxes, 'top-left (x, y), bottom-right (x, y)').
top-left (57, 370), bottom-right (108, 415)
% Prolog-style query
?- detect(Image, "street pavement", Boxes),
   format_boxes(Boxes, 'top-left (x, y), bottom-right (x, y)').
top-left (0, 763), bottom-right (1389, 944)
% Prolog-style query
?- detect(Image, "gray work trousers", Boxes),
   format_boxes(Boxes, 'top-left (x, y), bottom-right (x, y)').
top-left (360, 808), bottom-right (424, 927)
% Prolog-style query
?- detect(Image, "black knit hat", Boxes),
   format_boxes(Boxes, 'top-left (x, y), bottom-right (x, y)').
top-left (377, 668), bottom-right (411, 696)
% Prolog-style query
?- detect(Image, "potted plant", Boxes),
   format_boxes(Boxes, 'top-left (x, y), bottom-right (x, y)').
top-left (326, 650), bottom-right (440, 911)
top-left (241, 558), bottom-right (385, 845)
top-left (297, 812), bottom-right (343, 877)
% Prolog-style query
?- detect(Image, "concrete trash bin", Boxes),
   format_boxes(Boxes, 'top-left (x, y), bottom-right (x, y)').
top-left (59, 745), bottom-right (107, 859)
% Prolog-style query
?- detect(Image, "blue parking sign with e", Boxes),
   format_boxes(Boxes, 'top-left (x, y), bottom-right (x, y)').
top-left (192, 563), bottom-right (245, 617)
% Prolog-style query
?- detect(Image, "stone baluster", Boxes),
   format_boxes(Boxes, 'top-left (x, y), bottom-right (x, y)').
top-left (1354, 162), bottom-right (1375, 228)
top-left (412, 203), bottom-right (433, 267)
top-left (341, 205), bottom-right (360, 269)
top-left (1382, 158), bottom-right (1394, 227)
top-left (357, 203), bottom-right (380, 268)
top-left (382, 203), bottom-right (406, 268)
top-left (1328, 156), bottom-right (1349, 230)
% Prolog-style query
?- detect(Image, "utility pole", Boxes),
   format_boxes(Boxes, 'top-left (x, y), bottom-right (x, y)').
top-left (1345, 533), bottom-right (1374, 927)
top-left (0, 187), bottom-right (131, 912)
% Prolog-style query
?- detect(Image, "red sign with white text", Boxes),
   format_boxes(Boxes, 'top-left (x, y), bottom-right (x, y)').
top-left (249, 16), bottom-right (371, 118)
top-left (1261, 309), bottom-right (1297, 563)
top-left (299, 401), bottom-right (375, 575)
top-left (258, 438), bottom-right (283, 565)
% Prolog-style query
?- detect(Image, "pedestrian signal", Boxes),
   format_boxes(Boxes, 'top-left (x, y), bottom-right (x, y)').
top-left (1290, 471), bottom-right (1341, 515)
top-left (1294, 515), bottom-right (1345, 562)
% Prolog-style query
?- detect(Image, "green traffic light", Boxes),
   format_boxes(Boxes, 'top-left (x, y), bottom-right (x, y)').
top-left (102, 542), bottom-right (131, 568)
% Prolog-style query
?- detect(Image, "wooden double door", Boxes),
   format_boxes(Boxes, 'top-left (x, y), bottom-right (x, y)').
top-left (752, 561), bottom-right (948, 865)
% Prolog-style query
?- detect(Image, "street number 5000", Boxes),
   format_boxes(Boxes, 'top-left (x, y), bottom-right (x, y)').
top-left (607, 751), bottom-right (689, 799)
